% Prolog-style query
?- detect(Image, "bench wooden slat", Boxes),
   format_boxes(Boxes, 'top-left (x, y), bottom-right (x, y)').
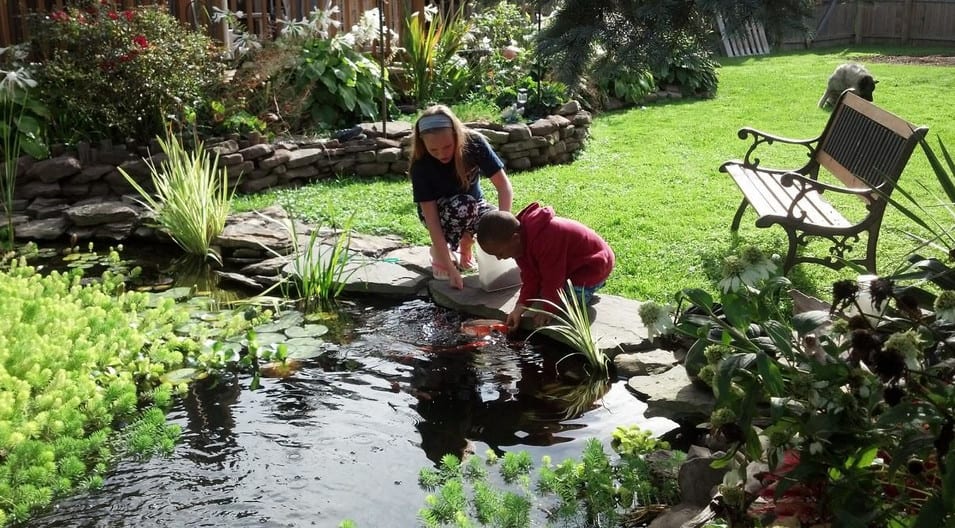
top-left (724, 165), bottom-right (850, 228)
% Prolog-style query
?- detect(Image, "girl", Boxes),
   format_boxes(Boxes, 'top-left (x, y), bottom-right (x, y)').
top-left (410, 105), bottom-right (513, 289)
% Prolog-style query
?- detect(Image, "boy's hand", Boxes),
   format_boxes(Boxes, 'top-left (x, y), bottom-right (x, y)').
top-left (506, 304), bottom-right (526, 331)
top-left (531, 311), bottom-right (552, 328)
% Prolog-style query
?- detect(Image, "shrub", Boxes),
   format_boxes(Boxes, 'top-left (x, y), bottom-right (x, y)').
top-left (28, 1), bottom-right (223, 144)
top-left (224, 5), bottom-right (391, 135)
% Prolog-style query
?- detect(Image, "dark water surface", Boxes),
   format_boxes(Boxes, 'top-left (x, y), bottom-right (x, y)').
top-left (28, 297), bottom-right (676, 528)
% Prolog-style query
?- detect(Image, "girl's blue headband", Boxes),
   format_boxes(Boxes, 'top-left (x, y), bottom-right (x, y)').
top-left (417, 114), bottom-right (453, 132)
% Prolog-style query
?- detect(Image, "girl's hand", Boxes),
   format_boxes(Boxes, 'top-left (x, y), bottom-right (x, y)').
top-left (449, 267), bottom-right (464, 290)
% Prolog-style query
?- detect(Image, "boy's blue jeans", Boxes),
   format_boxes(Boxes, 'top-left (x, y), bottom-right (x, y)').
top-left (568, 281), bottom-right (605, 306)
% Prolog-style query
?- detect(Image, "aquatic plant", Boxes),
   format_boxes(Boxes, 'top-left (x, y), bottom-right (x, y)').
top-left (416, 428), bottom-right (684, 527)
top-left (527, 280), bottom-right (609, 377)
top-left (257, 212), bottom-right (362, 312)
top-left (0, 258), bottom-right (250, 524)
top-left (120, 127), bottom-right (233, 263)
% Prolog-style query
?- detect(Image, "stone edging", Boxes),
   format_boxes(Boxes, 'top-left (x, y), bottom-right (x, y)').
top-left (5, 101), bottom-right (592, 243)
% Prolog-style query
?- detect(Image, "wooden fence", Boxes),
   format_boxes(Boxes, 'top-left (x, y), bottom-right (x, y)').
top-left (780, 0), bottom-right (955, 49)
top-left (0, 0), bottom-right (436, 47)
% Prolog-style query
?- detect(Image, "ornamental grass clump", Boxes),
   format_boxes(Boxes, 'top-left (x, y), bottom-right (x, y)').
top-left (121, 130), bottom-right (232, 263)
top-left (528, 280), bottom-right (609, 378)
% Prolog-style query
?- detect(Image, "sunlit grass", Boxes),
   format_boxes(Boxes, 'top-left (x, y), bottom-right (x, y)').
top-left (233, 46), bottom-right (955, 302)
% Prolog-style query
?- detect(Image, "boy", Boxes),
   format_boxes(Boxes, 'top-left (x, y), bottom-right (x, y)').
top-left (476, 202), bottom-right (615, 331)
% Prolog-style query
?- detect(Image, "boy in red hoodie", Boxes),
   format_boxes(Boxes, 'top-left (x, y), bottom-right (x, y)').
top-left (476, 202), bottom-right (615, 331)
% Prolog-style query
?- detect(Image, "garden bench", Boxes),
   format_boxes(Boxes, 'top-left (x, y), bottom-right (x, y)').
top-left (720, 90), bottom-right (929, 274)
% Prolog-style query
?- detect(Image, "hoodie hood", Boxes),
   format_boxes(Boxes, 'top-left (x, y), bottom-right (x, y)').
top-left (516, 202), bottom-right (554, 240)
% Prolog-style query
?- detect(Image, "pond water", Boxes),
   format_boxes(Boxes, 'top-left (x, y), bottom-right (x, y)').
top-left (22, 248), bottom-right (678, 528)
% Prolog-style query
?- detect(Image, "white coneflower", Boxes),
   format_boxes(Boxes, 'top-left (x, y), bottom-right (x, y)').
top-left (638, 301), bottom-right (674, 339)
top-left (884, 330), bottom-right (923, 372)
top-left (718, 255), bottom-right (745, 293)
top-left (934, 290), bottom-right (955, 323)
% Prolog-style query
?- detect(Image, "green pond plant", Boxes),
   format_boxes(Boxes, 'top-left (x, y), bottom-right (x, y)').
top-left (415, 425), bottom-right (682, 528)
top-left (0, 255), bottom-right (260, 525)
top-left (256, 212), bottom-right (362, 313)
top-left (120, 126), bottom-right (233, 263)
top-left (527, 280), bottom-right (610, 378)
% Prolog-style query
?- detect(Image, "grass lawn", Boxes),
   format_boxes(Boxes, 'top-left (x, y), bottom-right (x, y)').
top-left (234, 46), bottom-right (955, 303)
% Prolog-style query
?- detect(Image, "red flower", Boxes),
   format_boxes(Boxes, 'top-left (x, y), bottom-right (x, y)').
top-left (124, 10), bottom-right (135, 22)
top-left (50, 10), bottom-right (69, 22)
top-left (108, 11), bottom-right (119, 20)
top-left (133, 35), bottom-right (149, 49)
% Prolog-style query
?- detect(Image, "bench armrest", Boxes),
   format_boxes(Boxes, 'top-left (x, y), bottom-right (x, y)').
top-left (779, 171), bottom-right (881, 207)
top-left (737, 127), bottom-right (820, 168)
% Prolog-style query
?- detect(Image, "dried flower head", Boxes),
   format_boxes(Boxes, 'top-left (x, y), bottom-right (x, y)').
top-left (934, 290), bottom-right (955, 323)
top-left (637, 301), bottom-right (674, 339)
top-left (869, 277), bottom-right (895, 311)
top-left (831, 279), bottom-right (859, 314)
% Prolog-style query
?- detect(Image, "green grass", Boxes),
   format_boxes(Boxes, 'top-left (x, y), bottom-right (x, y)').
top-left (234, 46), bottom-right (955, 302)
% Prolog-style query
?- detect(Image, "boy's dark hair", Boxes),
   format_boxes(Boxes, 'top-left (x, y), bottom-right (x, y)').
top-left (477, 210), bottom-right (519, 246)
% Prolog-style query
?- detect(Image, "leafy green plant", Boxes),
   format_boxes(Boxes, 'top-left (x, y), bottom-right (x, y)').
top-left (528, 279), bottom-right (609, 378)
top-left (0, 45), bottom-right (49, 249)
top-left (120, 128), bottom-right (233, 263)
top-left (598, 66), bottom-right (657, 106)
top-left (0, 257), bottom-right (251, 525)
top-left (669, 248), bottom-right (955, 526)
top-left (30, 2), bottom-right (222, 144)
top-left (292, 36), bottom-right (389, 130)
top-left (401, 5), bottom-right (470, 107)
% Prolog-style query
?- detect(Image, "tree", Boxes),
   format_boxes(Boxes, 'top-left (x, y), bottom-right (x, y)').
top-left (537, 0), bottom-right (814, 92)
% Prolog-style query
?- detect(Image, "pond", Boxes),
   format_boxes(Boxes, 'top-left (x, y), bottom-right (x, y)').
top-left (21, 246), bottom-right (678, 527)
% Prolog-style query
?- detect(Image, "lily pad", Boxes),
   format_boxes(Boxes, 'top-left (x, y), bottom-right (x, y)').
top-left (284, 324), bottom-right (329, 339)
top-left (254, 311), bottom-right (305, 333)
top-left (285, 337), bottom-right (327, 359)
top-left (161, 368), bottom-right (202, 383)
top-left (148, 287), bottom-right (194, 306)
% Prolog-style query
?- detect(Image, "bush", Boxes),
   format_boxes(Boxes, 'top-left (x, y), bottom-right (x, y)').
top-left (29, 1), bottom-right (223, 144)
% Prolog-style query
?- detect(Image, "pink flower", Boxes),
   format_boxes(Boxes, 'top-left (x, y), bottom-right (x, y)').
top-left (124, 10), bottom-right (135, 22)
top-left (108, 11), bottom-right (119, 20)
top-left (50, 10), bottom-right (69, 22)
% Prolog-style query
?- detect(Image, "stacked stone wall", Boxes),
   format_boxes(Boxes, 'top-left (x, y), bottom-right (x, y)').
top-left (5, 101), bottom-right (591, 242)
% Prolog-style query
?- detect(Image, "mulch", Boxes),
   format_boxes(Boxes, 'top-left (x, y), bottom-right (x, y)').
top-left (864, 54), bottom-right (955, 66)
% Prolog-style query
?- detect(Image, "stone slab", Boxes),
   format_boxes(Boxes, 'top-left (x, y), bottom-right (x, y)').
top-left (341, 257), bottom-right (430, 297)
top-left (627, 365), bottom-right (715, 423)
top-left (429, 277), bottom-right (653, 355)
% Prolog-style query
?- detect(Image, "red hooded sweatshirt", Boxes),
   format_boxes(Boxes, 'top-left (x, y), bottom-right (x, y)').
top-left (515, 202), bottom-right (615, 308)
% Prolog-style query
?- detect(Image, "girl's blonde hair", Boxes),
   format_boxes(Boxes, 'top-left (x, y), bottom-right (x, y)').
top-left (410, 104), bottom-right (473, 190)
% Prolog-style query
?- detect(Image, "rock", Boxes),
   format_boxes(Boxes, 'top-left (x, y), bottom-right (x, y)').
top-left (627, 365), bottom-right (715, 424)
top-left (215, 270), bottom-right (265, 291)
top-left (65, 201), bottom-right (138, 226)
top-left (15, 217), bottom-right (68, 239)
top-left (614, 349), bottom-right (679, 377)
top-left (238, 143), bottom-right (274, 160)
top-left (557, 100), bottom-right (582, 115)
top-left (26, 155), bottom-right (82, 183)
top-left (215, 207), bottom-right (295, 254)
top-left (528, 118), bottom-right (558, 137)
top-left (429, 279), bottom-right (653, 355)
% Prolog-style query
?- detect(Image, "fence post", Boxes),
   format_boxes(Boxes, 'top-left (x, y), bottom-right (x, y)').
top-left (901, 0), bottom-right (915, 44)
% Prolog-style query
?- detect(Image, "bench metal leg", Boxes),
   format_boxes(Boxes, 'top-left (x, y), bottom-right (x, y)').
top-left (730, 199), bottom-right (748, 232)
top-left (782, 228), bottom-right (799, 275)
top-left (863, 225), bottom-right (880, 274)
